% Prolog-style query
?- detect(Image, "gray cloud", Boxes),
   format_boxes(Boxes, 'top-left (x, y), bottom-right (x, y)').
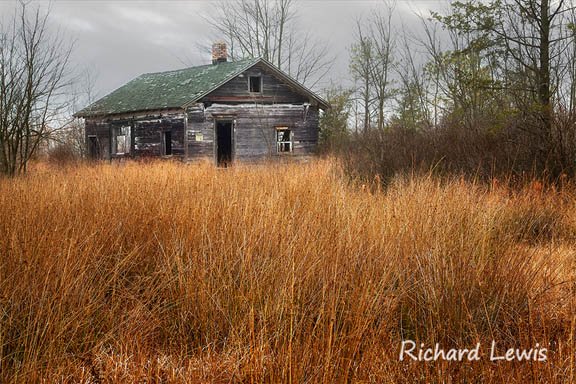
top-left (1, 0), bottom-right (443, 103)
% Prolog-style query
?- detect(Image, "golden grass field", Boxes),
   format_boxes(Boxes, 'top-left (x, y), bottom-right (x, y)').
top-left (0, 159), bottom-right (574, 383)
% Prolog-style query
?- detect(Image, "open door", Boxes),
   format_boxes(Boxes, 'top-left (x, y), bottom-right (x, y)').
top-left (163, 131), bottom-right (172, 155)
top-left (88, 136), bottom-right (100, 159)
top-left (215, 120), bottom-right (233, 166)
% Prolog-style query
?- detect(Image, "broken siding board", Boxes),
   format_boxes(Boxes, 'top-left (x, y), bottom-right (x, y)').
top-left (133, 117), bottom-right (185, 157)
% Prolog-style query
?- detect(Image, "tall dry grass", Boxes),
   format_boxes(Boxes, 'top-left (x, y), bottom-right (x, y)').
top-left (0, 159), bottom-right (574, 383)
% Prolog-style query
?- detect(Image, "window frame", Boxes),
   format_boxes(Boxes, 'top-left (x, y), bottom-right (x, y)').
top-left (111, 125), bottom-right (131, 155)
top-left (276, 127), bottom-right (293, 153)
top-left (248, 76), bottom-right (262, 93)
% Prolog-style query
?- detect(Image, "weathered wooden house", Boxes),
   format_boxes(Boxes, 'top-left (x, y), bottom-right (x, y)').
top-left (75, 42), bottom-right (329, 165)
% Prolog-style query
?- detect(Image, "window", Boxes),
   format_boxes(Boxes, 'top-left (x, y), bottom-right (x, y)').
top-left (112, 126), bottom-right (130, 155)
top-left (276, 127), bottom-right (292, 153)
top-left (249, 76), bottom-right (262, 93)
top-left (187, 130), bottom-right (204, 142)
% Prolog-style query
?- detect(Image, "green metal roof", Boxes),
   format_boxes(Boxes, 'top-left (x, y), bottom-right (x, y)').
top-left (76, 57), bottom-right (260, 117)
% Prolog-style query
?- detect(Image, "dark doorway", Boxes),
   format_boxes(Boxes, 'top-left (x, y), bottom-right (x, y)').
top-left (88, 136), bottom-right (100, 159)
top-left (163, 131), bottom-right (172, 155)
top-left (216, 121), bottom-right (233, 166)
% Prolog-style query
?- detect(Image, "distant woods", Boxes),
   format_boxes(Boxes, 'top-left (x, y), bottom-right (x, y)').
top-left (321, 0), bottom-right (576, 183)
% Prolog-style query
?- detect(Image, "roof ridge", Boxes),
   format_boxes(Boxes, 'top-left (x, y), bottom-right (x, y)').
top-left (140, 57), bottom-right (259, 77)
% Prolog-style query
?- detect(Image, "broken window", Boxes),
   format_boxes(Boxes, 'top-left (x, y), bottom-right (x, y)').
top-left (112, 126), bottom-right (130, 155)
top-left (249, 76), bottom-right (262, 93)
top-left (276, 127), bottom-right (292, 153)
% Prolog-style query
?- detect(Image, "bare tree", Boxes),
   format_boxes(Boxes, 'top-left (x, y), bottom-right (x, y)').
top-left (349, 2), bottom-right (396, 133)
top-left (49, 68), bottom-right (99, 159)
top-left (0, 2), bottom-right (72, 176)
top-left (205, 0), bottom-right (333, 88)
top-left (349, 21), bottom-right (375, 133)
top-left (368, 3), bottom-right (396, 131)
top-left (393, 31), bottom-right (432, 130)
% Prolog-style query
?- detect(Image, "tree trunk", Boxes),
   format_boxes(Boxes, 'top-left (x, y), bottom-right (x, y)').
top-left (364, 75), bottom-right (370, 133)
top-left (539, 0), bottom-right (555, 173)
top-left (539, 0), bottom-right (551, 130)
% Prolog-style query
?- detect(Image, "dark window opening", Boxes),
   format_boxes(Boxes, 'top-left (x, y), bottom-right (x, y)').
top-left (249, 76), bottom-right (262, 93)
top-left (276, 128), bottom-right (292, 153)
top-left (163, 131), bottom-right (172, 155)
top-left (216, 121), bottom-right (233, 167)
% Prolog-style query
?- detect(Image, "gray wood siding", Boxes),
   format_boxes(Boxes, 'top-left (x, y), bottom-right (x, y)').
top-left (204, 64), bottom-right (310, 104)
top-left (133, 117), bottom-right (185, 157)
top-left (186, 103), bottom-right (319, 162)
top-left (85, 112), bottom-right (185, 160)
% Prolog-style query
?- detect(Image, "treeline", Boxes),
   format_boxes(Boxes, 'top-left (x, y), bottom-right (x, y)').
top-left (320, 0), bottom-right (576, 183)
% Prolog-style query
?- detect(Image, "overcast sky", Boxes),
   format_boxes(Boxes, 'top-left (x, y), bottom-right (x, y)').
top-left (1, 0), bottom-right (445, 104)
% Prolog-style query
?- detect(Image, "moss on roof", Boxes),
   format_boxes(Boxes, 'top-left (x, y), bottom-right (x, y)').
top-left (77, 58), bottom-right (259, 117)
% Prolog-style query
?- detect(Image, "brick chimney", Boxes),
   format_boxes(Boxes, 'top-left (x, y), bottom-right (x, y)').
top-left (211, 41), bottom-right (227, 64)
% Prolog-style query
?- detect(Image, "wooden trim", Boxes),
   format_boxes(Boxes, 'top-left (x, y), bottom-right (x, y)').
top-left (184, 112), bottom-right (189, 159)
top-left (81, 108), bottom-right (184, 120)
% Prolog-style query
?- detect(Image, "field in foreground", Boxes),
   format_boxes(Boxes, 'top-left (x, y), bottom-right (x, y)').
top-left (0, 160), bottom-right (574, 383)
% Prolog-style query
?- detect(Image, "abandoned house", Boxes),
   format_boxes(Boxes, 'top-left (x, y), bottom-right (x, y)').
top-left (75, 42), bottom-right (329, 165)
